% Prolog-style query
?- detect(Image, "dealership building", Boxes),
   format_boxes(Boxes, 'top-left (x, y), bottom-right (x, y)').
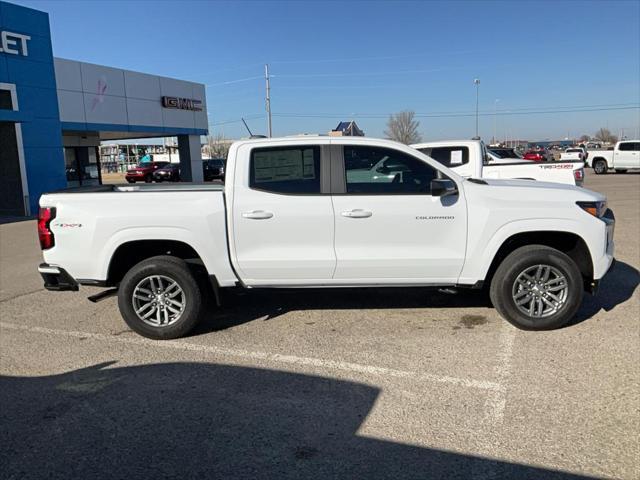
top-left (0, 0), bottom-right (208, 217)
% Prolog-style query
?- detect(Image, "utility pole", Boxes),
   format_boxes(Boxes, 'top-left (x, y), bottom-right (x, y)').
top-left (493, 98), bottom-right (499, 145)
top-left (265, 64), bottom-right (272, 138)
top-left (473, 78), bottom-right (480, 139)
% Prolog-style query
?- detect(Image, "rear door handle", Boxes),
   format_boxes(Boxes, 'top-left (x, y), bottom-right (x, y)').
top-left (341, 209), bottom-right (372, 218)
top-left (242, 210), bottom-right (274, 220)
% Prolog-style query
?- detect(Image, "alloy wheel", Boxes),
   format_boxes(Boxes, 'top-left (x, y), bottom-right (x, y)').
top-left (132, 275), bottom-right (186, 327)
top-left (511, 264), bottom-right (569, 318)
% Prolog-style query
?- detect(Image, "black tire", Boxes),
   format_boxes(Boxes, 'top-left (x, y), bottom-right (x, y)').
top-left (489, 245), bottom-right (583, 330)
top-left (117, 256), bottom-right (203, 339)
top-left (593, 159), bottom-right (607, 174)
top-left (615, 169), bottom-right (627, 174)
top-left (144, 174), bottom-right (153, 183)
top-left (126, 179), bottom-right (135, 184)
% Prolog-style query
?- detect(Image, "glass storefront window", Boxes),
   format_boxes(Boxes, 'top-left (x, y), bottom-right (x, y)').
top-left (65, 147), bottom-right (101, 187)
top-left (64, 148), bottom-right (80, 187)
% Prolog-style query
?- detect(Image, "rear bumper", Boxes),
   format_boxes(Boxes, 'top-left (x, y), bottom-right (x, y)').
top-left (38, 263), bottom-right (79, 291)
top-left (125, 173), bottom-right (147, 180)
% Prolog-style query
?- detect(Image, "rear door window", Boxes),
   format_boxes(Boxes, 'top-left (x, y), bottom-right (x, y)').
top-left (250, 146), bottom-right (321, 194)
top-left (418, 146), bottom-right (469, 167)
top-left (618, 142), bottom-right (639, 151)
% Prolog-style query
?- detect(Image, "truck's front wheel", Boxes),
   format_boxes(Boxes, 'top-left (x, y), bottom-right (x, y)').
top-left (117, 256), bottom-right (203, 339)
top-left (489, 245), bottom-right (583, 330)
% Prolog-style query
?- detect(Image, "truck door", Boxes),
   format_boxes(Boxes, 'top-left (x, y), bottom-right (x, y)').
top-left (614, 142), bottom-right (640, 169)
top-left (231, 143), bottom-right (336, 284)
top-left (331, 144), bottom-right (467, 283)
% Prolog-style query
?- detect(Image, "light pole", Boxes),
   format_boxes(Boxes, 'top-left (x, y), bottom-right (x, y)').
top-left (493, 99), bottom-right (499, 145)
top-left (265, 64), bottom-right (272, 138)
top-left (473, 78), bottom-right (480, 138)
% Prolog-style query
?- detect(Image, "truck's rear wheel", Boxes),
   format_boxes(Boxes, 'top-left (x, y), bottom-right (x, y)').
top-left (490, 245), bottom-right (583, 330)
top-left (593, 159), bottom-right (607, 174)
top-left (117, 256), bottom-right (202, 339)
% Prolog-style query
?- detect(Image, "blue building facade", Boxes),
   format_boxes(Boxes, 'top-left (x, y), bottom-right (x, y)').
top-left (0, 1), bottom-right (64, 216)
top-left (0, 1), bottom-right (208, 217)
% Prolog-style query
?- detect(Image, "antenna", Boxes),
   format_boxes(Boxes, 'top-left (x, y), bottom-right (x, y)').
top-left (241, 117), bottom-right (253, 137)
top-left (241, 118), bottom-right (267, 139)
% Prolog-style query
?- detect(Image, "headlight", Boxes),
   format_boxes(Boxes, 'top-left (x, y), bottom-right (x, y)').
top-left (577, 200), bottom-right (607, 218)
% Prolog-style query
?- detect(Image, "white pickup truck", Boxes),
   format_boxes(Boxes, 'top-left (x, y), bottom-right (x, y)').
top-left (587, 140), bottom-right (640, 174)
top-left (560, 147), bottom-right (587, 162)
top-left (412, 140), bottom-right (585, 186)
top-left (37, 136), bottom-right (615, 339)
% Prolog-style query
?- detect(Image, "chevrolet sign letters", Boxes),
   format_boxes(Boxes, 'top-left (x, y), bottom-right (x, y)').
top-left (162, 96), bottom-right (203, 111)
top-left (0, 31), bottom-right (31, 56)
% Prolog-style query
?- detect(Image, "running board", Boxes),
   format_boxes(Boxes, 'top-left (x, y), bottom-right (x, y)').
top-left (87, 288), bottom-right (118, 303)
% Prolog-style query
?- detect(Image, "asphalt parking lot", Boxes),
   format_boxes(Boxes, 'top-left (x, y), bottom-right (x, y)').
top-left (1, 170), bottom-right (638, 479)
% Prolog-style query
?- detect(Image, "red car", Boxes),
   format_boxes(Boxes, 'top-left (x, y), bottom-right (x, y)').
top-left (125, 161), bottom-right (170, 183)
top-left (523, 150), bottom-right (551, 162)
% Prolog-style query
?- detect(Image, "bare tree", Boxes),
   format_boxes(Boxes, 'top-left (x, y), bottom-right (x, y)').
top-left (205, 133), bottom-right (231, 158)
top-left (579, 134), bottom-right (591, 143)
top-left (594, 128), bottom-right (618, 144)
top-left (384, 111), bottom-right (422, 144)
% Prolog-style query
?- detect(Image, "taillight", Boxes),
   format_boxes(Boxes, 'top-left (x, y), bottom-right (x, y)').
top-left (574, 168), bottom-right (585, 185)
top-left (38, 207), bottom-right (56, 250)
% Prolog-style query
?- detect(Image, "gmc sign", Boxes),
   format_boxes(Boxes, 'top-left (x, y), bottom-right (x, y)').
top-left (162, 96), bottom-right (203, 111)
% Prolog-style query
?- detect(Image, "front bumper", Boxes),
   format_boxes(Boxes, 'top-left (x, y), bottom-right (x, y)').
top-left (590, 258), bottom-right (615, 295)
top-left (38, 263), bottom-right (79, 291)
top-left (590, 208), bottom-right (616, 294)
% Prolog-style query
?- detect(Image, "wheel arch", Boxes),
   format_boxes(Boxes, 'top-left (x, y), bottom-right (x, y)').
top-left (484, 231), bottom-right (593, 289)
top-left (106, 239), bottom-right (206, 286)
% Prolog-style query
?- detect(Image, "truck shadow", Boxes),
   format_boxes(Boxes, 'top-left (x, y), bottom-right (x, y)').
top-left (0, 361), bottom-right (598, 479)
top-left (197, 261), bottom-right (638, 333)
top-left (570, 260), bottom-right (640, 326)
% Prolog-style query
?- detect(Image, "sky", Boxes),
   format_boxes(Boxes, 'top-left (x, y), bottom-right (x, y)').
top-left (15, 0), bottom-right (640, 141)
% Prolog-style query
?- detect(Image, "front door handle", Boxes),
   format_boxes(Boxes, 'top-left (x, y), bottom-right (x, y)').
top-left (242, 210), bottom-right (274, 220)
top-left (341, 209), bottom-right (372, 218)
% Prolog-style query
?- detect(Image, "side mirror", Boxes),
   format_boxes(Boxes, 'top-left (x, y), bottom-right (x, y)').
top-left (430, 178), bottom-right (458, 197)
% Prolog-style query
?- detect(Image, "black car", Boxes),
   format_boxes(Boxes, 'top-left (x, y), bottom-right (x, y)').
top-left (203, 158), bottom-right (226, 181)
top-left (152, 163), bottom-right (180, 182)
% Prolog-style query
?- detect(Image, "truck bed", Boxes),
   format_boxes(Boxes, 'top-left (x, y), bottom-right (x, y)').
top-left (49, 183), bottom-right (225, 194)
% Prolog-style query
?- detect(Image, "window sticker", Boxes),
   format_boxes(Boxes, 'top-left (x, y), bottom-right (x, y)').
top-left (253, 149), bottom-right (316, 183)
top-left (450, 150), bottom-right (463, 165)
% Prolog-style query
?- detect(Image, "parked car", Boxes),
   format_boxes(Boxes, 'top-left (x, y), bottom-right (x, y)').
top-left (588, 140), bottom-right (640, 174)
top-left (125, 162), bottom-right (170, 183)
top-left (560, 148), bottom-right (586, 162)
top-left (203, 158), bottom-right (226, 181)
top-left (38, 136), bottom-right (614, 339)
top-left (153, 163), bottom-right (180, 182)
top-left (413, 140), bottom-right (583, 186)
top-left (523, 150), bottom-right (552, 162)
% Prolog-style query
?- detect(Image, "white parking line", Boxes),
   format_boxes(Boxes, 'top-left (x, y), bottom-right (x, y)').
top-left (0, 321), bottom-right (502, 392)
top-left (482, 322), bottom-right (516, 426)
